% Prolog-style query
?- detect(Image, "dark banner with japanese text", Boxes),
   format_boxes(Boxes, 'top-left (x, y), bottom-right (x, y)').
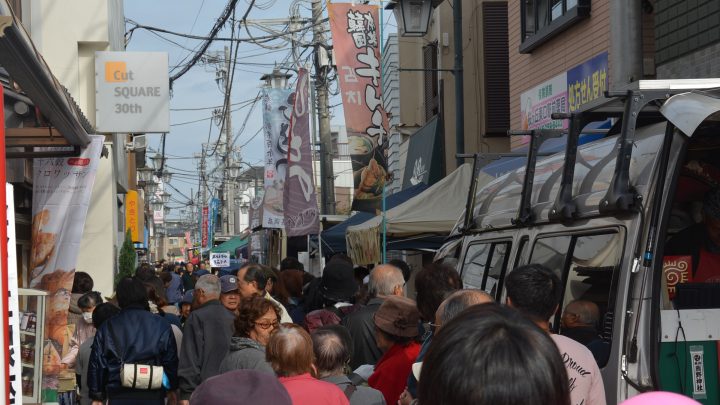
top-left (329, 3), bottom-right (390, 212)
top-left (284, 68), bottom-right (320, 236)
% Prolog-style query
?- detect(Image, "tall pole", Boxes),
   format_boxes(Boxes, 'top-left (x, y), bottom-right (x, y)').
top-left (312, 0), bottom-right (336, 215)
top-left (453, 0), bottom-right (465, 168)
top-left (610, 0), bottom-right (642, 89)
top-left (223, 45), bottom-right (236, 236)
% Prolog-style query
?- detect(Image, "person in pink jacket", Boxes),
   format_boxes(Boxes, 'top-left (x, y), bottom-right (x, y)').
top-left (267, 324), bottom-right (349, 405)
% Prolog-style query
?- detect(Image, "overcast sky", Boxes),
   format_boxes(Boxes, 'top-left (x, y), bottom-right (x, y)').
top-left (124, 0), bottom-right (395, 218)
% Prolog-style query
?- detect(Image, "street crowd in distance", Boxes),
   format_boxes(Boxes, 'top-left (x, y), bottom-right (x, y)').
top-left (64, 255), bottom-right (701, 405)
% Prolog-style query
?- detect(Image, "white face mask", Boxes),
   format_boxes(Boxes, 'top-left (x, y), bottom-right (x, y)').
top-left (82, 312), bottom-right (93, 324)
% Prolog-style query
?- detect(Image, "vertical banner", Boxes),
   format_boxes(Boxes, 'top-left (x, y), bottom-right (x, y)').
top-left (29, 136), bottom-right (104, 388)
top-left (284, 68), bottom-right (320, 237)
top-left (6, 185), bottom-right (20, 405)
top-left (201, 206), bottom-right (209, 249)
top-left (329, 3), bottom-right (390, 212)
top-left (209, 198), bottom-right (220, 245)
top-left (0, 87), bottom-right (11, 404)
top-left (185, 231), bottom-right (193, 261)
top-left (262, 87), bottom-right (293, 228)
top-left (125, 190), bottom-right (140, 242)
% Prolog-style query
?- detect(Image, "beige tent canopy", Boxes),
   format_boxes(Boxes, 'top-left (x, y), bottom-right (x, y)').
top-left (345, 163), bottom-right (477, 264)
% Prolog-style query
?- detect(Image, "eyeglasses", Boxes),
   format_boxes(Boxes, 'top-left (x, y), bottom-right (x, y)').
top-left (254, 320), bottom-right (279, 329)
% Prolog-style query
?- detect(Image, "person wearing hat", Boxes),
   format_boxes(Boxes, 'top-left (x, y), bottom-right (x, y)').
top-left (304, 260), bottom-right (359, 333)
top-left (368, 296), bottom-right (421, 405)
top-left (189, 369), bottom-right (292, 405)
top-left (219, 275), bottom-right (241, 315)
top-left (179, 290), bottom-right (194, 326)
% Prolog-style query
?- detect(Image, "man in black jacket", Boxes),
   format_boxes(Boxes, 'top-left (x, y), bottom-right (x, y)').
top-left (178, 274), bottom-right (234, 404)
top-left (88, 278), bottom-right (178, 405)
top-left (342, 264), bottom-right (405, 369)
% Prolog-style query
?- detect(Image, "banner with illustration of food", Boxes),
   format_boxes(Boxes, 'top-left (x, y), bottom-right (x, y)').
top-left (284, 68), bottom-right (320, 237)
top-left (28, 136), bottom-right (103, 387)
top-left (329, 3), bottom-right (390, 212)
top-left (262, 87), bottom-right (293, 228)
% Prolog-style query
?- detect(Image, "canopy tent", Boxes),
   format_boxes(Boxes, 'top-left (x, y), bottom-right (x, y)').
top-left (320, 183), bottom-right (429, 255)
top-left (346, 164), bottom-right (473, 264)
top-left (209, 235), bottom-right (249, 258)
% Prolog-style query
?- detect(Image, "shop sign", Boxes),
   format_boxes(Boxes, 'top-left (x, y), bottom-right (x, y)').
top-left (209, 252), bottom-right (231, 268)
top-left (153, 209), bottom-right (164, 224)
top-left (95, 52), bottom-right (169, 133)
top-left (125, 190), bottom-right (140, 242)
top-left (567, 52), bottom-right (609, 113)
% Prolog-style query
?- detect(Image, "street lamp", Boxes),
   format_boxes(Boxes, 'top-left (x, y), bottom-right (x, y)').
top-left (159, 191), bottom-right (171, 204)
top-left (137, 167), bottom-right (155, 183)
top-left (388, 0), bottom-right (432, 37)
top-left (162, 171), bottom-right (172, 183)
top-left (227, 161), bottom-right (241, 180)
top-left (261, 67), bottom-right (292, 89)
top-left (240, 201), bottom-right (249, 215)
top-left (238, 181), bottom-right (249, 193)
top-left (150, 197), bottom-right (164, 212)
top-left (144, 180), bottom-right (159, 195)
top-left (151, 154), bottom-right (165, 169)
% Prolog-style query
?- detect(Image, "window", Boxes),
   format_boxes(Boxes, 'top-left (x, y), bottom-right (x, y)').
top-left (529, 231), bottom-right (623, 367)
top-left (461, 241), bottom-right (512, 299)
top-left (483, 2), bottom-right (510, 136)
top-left (520, 0), bottom-right (590, 53)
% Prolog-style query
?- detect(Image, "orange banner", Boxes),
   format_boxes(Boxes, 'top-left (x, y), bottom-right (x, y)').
top-left (329, 3), bottom-right (390, 212)
top-left (125, 190), bottom-right (140, 242)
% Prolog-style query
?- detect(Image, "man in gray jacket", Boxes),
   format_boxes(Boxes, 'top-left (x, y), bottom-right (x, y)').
top-left (312, 325), bottom-right (386, 405)
top-left (178, 275), bottom-right (235, 404)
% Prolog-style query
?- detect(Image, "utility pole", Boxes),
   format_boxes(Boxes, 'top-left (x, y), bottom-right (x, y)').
top-left (222, 45), bottom-right (236, 236)
top-left (311, 0), bottom-right (336, 215)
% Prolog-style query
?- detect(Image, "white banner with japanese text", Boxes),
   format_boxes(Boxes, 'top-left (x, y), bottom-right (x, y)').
top-left (262, 87), bottom-right (293, 228)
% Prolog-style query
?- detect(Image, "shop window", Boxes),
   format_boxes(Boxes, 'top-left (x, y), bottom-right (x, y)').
top-left (529, 231), bottom-right (623, 367)
top-left (520, 0), bottom-right (591, 53)
top-left (460, 241), bottom-right (511, 298)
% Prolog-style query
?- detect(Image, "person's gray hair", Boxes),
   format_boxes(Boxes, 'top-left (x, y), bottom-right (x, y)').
top-left (439, 289), bottom-right (494, 324)
top-left (564, 300), bottom-right (600, 326)
top-left (311, 325), bottom-right (352, 378)
top-left (195, 274), bottom-right (221, 298)
top-left (368, 264), bottom-right (405, 297)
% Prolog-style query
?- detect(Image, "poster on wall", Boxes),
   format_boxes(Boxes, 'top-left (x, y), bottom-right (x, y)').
top-left (567, 52), bottom-right (609, 113)
top-left (28, 136), bottom-right (104, 388)
top-left (329, 2), bottom-right (390, 212)
top-left (284, 68), bottom-right (320, 237)
top-left (262, 87), bottom-right (293, 228)
top-left (514, 73), bottom-right (568, 151)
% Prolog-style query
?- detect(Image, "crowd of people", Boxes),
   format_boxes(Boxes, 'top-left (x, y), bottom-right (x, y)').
top-left (66, 255), bottom-right (700, 405)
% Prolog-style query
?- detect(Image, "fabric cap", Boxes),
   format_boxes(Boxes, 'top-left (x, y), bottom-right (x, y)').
top-left (220, 275), bottom-right (239, 293)
top-left (319, 260), bottom-right (358, 302)
top-left (190, 370), bottom-right (292, 405)
top-left (181, 290), bottom-right (194, 305)
top-left (374, 296), bottom-right (420, 338)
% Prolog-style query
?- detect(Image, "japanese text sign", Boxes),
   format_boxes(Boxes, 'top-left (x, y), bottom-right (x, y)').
top-left (329, 3), bottom-right (390, 212)
top-left (567, 52), bottom-right (608, 113)
top-left (210, 252), bottom-right (231, 268)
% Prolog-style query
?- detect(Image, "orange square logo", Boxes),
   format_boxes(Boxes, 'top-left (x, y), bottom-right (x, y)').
top-left (105, 61), bottom-right (127, 82)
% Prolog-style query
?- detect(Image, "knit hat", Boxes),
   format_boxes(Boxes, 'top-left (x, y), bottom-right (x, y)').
top-left (319, 260), bottom-right (358, 302)
top-left (374, 296), bottom-right (420, 338)
top-left (181, 290), bottom-right (194, 305)
top-left (190, 370), bottom-right (292, 405)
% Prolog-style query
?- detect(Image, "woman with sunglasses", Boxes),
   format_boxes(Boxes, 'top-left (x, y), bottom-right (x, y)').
top-left (219, 295), bottom-right (281, 374)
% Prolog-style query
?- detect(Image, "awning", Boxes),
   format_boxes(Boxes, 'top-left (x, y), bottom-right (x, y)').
top-left (346, 164), bottom-right (473, 264)
top-left (320, 182), bottom-right (428, 254)
top-left (0, 2), bottom-right (92, 155)
top-left (209, 236), bottom-right (249, 258)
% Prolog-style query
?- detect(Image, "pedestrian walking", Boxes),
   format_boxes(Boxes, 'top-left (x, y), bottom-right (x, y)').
top-left (219, 275), bottom-right (241, 315)
top-left (76, 303), bottom-right (120, 405)
top-left (189, 370), bottom-right (292, 405)
top-left (62, 291), bottom-right (102, 368)
top-left (177, 274), bottom-right (235, 404)
top-left (266, 324), bottom-right (349, 405)
top-left (87, 278), bottom-right (178, 405)
top-left (218, 295), bottom-right (280, 374)
top-left (305, 260), bottom-right (359, 333)
top-left (237, 263), bottom-right (293, 323)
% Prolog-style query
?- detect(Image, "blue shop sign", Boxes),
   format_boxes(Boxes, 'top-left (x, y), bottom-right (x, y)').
top-left (567, 52), bottom-right (608, 113)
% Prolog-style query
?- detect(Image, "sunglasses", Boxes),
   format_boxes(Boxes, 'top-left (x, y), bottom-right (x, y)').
top-left (254, 320), bottom-right (279, 330)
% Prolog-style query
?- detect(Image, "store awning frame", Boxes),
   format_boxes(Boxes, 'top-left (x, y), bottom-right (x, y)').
top-left (0, 2), bottom-right (92, 155)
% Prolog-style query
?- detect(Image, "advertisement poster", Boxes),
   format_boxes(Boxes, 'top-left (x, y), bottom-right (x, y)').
top-left (28, 136), bottom-right (104, 388)
top-left (284, 68), bottom-right (320, 237)
top-left (567, 52), bottom-right (609, 113)
top-left (262, 87), bottom-right (293, 228)
top-left (514, 73), bottom-right (568, 151)
top-left (329, 3), bottom-right (390, 212)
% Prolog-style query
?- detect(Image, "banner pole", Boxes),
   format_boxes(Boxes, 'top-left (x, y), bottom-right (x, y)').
top-left (380, 3), bottom-right (387, 264)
